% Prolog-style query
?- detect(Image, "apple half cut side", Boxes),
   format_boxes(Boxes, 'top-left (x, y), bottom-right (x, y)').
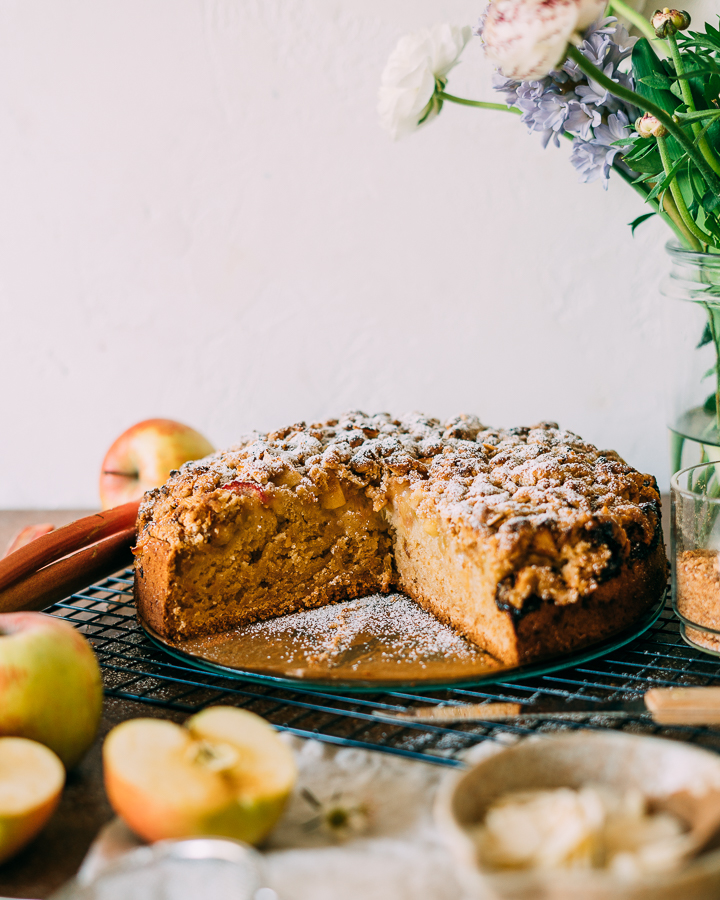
top-left (103, 707), bottom-right (297, 845)
top-left (0, 738), bottom-right (65, 864)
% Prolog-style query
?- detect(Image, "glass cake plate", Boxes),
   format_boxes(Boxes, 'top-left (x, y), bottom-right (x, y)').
top-left (139, 589), bottom-right (666, 694)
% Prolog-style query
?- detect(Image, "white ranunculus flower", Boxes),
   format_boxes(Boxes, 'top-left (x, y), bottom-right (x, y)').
top-left (481, 0), bottom-right (605, 81)
top-left (378, 24), bottom-right (472, 140)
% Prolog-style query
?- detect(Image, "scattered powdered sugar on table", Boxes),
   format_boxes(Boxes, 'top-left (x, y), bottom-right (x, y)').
top-left (242, 593), bottom-right (481, 668)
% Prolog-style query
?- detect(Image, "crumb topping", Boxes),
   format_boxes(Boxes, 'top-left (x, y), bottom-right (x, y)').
top-left (137, 411), bottom-right (662, 605)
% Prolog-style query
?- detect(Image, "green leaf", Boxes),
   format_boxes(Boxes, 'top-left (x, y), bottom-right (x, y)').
top-left (699, 322), bottom-right (713, 348)
top-left (632, 171), bottom-right (658, 184)
top-left (639, 72), bottom-right (673, 89)
top-left (704, 74), bottom-right (720, 109)
top-left (631, 38), bottom-right (680, 116)
top-left (704, 215), bottom-right (720, 242)
top-left (647, 153), bottom-right (688, 201)
top-left (678, 23), bottom-right (720, 53)
top-left (626, 138), bottom-right (658, 161)
top-left (668, 159), bottom-right (697, 208)
top-left (681, 33), bottom-right (720, 54)
top-left (675, 65), bottom-right (720, 80)
top-left (674, 109), bottom-right (720, 123)
top-left (687, 161), bottom-right (709, 205)
top-left (629, 212), bottom-right (656, 234)
top-left (625, 146), bottom-right (662, 174)
top-left (703, 192), bottom-right (720, 213)
top-left (705, 392), bottom-right (717, 414)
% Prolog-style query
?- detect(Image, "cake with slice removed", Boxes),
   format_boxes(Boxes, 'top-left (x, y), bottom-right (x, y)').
top-left (133, 412), bottom-right (667, 666)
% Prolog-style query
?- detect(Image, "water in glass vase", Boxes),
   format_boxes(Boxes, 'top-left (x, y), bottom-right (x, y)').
top-left (670, 406), bottom-right (720, 473)
top-left (662, 243), bottom-right (720, 478)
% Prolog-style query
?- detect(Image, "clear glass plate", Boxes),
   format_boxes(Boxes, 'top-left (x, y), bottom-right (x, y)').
top-left (140, 590), bottom-right (666, 694)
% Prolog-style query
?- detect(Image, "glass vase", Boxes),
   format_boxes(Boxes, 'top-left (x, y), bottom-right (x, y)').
top-left (663, 242), bottom-right (720, 474)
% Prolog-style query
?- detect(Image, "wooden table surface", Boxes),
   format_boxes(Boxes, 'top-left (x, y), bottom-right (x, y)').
top-left (0, 502), bottom-right (674, 898)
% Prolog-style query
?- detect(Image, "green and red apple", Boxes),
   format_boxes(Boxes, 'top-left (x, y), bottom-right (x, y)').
top-left (103, 707), bottom-right (297, 844)
top-left (99, 418), bottom-right (214, 509)
top-left (0, 613), bottom-right (102, 769)
top-left (0, 738), bottom-right (64, 864)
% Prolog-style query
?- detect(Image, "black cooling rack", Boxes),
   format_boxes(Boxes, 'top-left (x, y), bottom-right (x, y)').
top-left (46, 569), bottom-right (720, 768)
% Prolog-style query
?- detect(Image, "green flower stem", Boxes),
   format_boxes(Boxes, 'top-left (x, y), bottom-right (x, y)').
top-left (607, 0), bottom-right (661, 46)
top-left (566, 44), bottom-right (720, 194)
top-left (657, 133), bottom-right (712, 246)
top-left (438, 92), bottom-right (521, 113)
top-left (438, 84), bottom-right (699, 249)
top-left (667, 32), bottom-right (720, 176)
top-left (612, 163), bottom-right (692, 246)
top-left (707, 303), bottom-right (720, 436)
top-left (559, 130), bottom-right (678, 235)
top-left (661, 188), bottom-right (703, 249)
top-left (667, 33), bottom-right (695, 111)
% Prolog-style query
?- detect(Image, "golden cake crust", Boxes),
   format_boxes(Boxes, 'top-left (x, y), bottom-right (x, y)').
top-left (134, 412), bottom-right (667, 664)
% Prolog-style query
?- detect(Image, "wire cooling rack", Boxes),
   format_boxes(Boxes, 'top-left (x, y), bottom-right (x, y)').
top-left (46, 568), bottom-right (720, 768)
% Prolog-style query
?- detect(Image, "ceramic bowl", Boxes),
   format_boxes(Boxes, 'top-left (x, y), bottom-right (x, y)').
top-left (435, 731), bottom-right (720, 900)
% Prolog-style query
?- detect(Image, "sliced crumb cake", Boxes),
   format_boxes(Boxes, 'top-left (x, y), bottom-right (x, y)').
top-left (134, 412), bottom-right (667, 665)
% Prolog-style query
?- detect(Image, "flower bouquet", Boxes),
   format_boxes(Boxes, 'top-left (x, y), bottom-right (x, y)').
top-left (378, 1), bottom-right (720, 475)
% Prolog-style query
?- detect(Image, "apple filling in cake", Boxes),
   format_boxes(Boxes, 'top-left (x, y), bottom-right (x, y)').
top-left (136, 478), bottom-right (394, 641)
top-left (134, 412), bottom-right (668, 665)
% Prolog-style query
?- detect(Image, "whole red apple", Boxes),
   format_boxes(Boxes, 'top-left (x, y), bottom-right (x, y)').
top-left (0, 613), bottom-right (102, 769)
top-left (99, 419), bottom-right (214, 509)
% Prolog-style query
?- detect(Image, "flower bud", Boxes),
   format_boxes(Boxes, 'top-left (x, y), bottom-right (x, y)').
top-left (635, 113), bottom-right (668, 139)
top-left (651, 8), bottom-right (691, 38)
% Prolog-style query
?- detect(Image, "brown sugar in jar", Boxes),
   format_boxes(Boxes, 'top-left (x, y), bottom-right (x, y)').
top-left (676, 549), bottom-right (720, 651)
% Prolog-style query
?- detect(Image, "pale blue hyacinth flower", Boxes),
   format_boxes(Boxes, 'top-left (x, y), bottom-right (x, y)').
top-left (570, 111), bottom-right (634, 188)
top-left (486, 17), bottom-right (638, 183)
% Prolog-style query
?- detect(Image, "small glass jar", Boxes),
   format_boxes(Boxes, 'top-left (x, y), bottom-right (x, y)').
top-left (49, 838), bottom-right (269, 900)
top-left (671, 462), bottom-right (720, 654)
top-left (662, 242), bottom-right (720, 474)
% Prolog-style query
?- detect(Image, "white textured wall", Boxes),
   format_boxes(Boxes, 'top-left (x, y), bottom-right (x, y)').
top-left (1, 0), bottom-right (708, 507)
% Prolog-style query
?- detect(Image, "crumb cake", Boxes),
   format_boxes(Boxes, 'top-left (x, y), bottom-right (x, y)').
top-left (134, 412), bottom-right (668, 665)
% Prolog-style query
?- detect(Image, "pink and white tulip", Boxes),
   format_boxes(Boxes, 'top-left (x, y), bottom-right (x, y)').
top-left (480, 0), bottom-right (606, 81)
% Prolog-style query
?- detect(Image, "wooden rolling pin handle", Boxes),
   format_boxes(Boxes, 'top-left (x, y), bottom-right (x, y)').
top-left (0, 501), bottom-right (140, 594)
top-left (645, 687), bottom-right (720, 725)
top-left (0, 527), bottom-right (136, 615)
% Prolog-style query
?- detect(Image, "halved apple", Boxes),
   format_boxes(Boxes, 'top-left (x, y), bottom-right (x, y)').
top-left (103, 707), bottom-right (297, 845)
top-left (0, 738), bottom-right (65, 864)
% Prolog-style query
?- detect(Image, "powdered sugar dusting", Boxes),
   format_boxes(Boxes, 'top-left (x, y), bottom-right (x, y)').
top-left (140, 410), bottom-right (662, 559)
top-left (176, 592), bottom-right (494, 682)
top-left (244, 594), bottom-right (481, 669)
